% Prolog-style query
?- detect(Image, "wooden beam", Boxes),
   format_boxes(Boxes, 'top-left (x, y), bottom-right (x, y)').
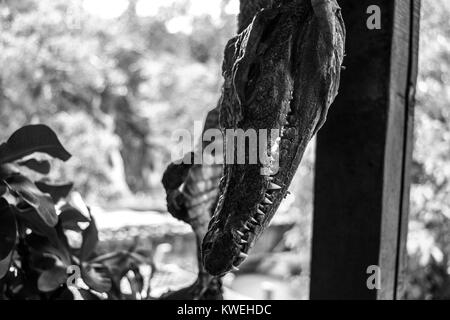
top-left (310, 0), bottom-right (420, 300)
top-left (395, 0), bottom-right (421, 300)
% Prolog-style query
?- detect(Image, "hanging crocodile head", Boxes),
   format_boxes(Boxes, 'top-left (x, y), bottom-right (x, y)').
top-left (202, 0), bottom-right (345, 276)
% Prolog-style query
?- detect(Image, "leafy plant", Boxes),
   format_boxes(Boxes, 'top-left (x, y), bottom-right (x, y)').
top-left (0, 125), bottom-right (153, 300)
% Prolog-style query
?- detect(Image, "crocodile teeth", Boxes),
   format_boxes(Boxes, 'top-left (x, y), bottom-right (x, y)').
top-left (250, 218), bottom-right (258, 224)
top-left (239, 252), bottom-right (248, 259)
top-left (268, 182), bottom-right (282, 190)
top-left (243, 224), bottom-right (250, 231)
top-left (236, 230), bottom-right (244, 237)
top-left (257, 208), bottom-right (265, 216)
top-left (263, 197), bottom-right (273, 205)
top-left (232, 265), bottom-right (240, 272)
top-left (240, 239), bottom-right (248, 244)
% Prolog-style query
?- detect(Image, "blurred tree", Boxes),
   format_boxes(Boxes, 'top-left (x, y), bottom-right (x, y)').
top-left (0, 0), bottom-right (237, 204)
top-left (405, 0), bottom-right (450, 299)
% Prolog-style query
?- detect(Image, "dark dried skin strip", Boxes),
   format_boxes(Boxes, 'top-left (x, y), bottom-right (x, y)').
top-left (202, 0), bottom-right (345, 276)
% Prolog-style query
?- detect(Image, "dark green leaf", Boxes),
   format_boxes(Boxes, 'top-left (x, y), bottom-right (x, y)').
top-left (15, 204), bottom-right (59, 245)
top-left (122, 265), bottom-right (145, 298)
top-left (27, 233), bottom-right (71, 268)
top-left (0, 125), bottom-right (71, 164)
top-left (30, 252), bottom-right (60, 271)
top-left (59, 192), bottom-right (91, 232)
top-left (81, 263), bottom-right (112, 293)
top-left (59, 204), bottom-right (91, 231)
top-left (0, 198), bottom-right (17, 260)
top-left (80, 216), bottom-right (98, 261)
top-left (35, 181), bottom-right (73, 203)
top-left (0, 164), bottom-right (19, 180)
top-left (0, 250), bottom-right (13, 279)
top-left (18, 159), bottom-right (51, 174)
top-left (37, 261), bottom-right (67, 292)
top-left (4, 174), bottom-right (58, 227)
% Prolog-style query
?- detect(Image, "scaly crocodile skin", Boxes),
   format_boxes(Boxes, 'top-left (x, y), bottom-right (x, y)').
top-left (202, 0), bottom-right (345, 276)
top-left (161, 107), bottom-right (223, 299)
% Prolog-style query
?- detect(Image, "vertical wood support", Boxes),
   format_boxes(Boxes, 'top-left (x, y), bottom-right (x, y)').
top-left (310, 0), bottom-right (420, 300)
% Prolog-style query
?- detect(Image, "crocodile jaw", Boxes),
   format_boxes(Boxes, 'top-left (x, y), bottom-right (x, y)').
top-left (202, 0), bottom-right (345, 276)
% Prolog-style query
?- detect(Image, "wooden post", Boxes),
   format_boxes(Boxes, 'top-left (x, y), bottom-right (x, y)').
top-left (310, 0), bottom-right (420, 300)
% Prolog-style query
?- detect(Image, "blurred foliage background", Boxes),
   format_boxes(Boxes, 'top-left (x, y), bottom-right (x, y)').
top-left (0, 0), bottom-right (449, 299)
top-left (404, 0), bottom-right (450, 300)
top-left (0, 0), bottom-right (237, 206)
